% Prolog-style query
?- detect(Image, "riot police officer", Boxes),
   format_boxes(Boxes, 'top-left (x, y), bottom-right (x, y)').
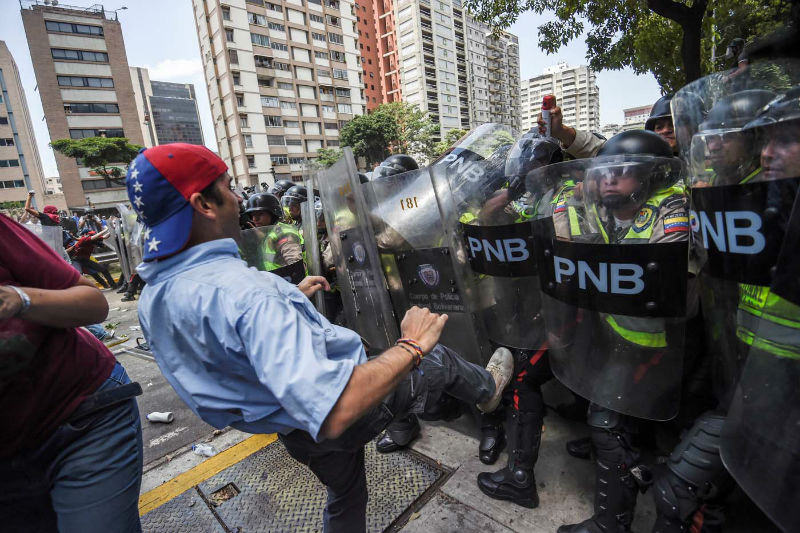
top-left (242, 192), bottom-right (304, 281)
top-left (373, 154), bottom-right (419, 179)
top-left (282, 185), bottom-right (307, 226)
top-left (268, 179), bottom-right (295, 200)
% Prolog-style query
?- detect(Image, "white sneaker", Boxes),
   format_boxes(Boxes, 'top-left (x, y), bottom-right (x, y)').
top-left (476, 347), bottom-right (514, 413)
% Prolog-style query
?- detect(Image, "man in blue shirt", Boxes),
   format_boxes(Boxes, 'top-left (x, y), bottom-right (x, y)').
top-left (128, 144), bottom-right (513, 533)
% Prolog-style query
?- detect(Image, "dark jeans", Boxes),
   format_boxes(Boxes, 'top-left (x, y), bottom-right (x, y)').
top-left (0, 362), bottom-right (143, 533)
top-left (279, 343), bottom-right (495, 533)
top-left (74, 257), bottom-right (115, 288)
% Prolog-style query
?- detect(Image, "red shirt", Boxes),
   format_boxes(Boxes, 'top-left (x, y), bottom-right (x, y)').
top-left (71, 235), bottom-right (97, 259)
top-left (0, 214), bottom-right (115, 457)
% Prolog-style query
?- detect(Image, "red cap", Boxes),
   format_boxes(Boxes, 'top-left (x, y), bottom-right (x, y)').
top-left (542, 95), bottom-right (557, 109)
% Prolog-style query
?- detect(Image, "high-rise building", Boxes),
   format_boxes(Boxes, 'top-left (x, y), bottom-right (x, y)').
top-left (0, 40), bottom-right (48, 210)
top-left (21, 1), bottom-right (145, 210)
top-left (130, 67), bottom-right (205, 147)
top-left (192, 0), bottom-right (366, 186)
top-left (45, 175), bottom-right (63, 195)
top-left (622, 104), bottom-right (652, 131)
top-left (357, 0), bottom-right (520, 137)
top-left (520, 62), bottom-right (599, 134)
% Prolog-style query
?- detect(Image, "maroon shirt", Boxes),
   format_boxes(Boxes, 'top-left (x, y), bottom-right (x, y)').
top-left (0, 214), bottom-right (115, 457)
top-left (71, 235), bottom-right (97, 259)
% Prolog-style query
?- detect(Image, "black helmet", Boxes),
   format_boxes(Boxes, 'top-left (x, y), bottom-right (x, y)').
top-left (506, 130), bottom-right (563, 178)
top-left (357, 173), bottom-right (370, 184)
top-left (698, 89), bottom-right (776, 131)
top-left (245, 193), bottom-right (283, 221)
top-left (743, 87), bottom-right (800, 131)
top-left (596, 129), bottom-right (673, 158)
top-left (281, 185), bottom-right (307, 207)
top-left (373, 154), bottom-right (419, 179)
top-left (268, 179), bottom-right (295, 197)
top-left (645, 94), bottom-right (673, 131)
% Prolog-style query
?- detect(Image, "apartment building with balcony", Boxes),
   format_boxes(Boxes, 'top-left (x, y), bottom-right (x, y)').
top-left (192, 0), bottom-right (365, 186)
top-left (0, 40), bottom-right (48, 210)
top-left (21, 1), bottom-right (145, 210)
top-left (520, 62), bottom-right (599, 134)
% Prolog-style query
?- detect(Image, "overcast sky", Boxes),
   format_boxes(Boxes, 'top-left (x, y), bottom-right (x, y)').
top-left (1, 0), bottom-right (661, 177)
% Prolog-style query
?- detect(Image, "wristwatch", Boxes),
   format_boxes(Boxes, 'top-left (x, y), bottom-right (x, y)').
top-left (8, 286), bottom-right (31, 316)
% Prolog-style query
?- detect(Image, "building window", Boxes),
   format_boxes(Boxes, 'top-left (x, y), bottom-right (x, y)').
top-left (0, 180), bottom-right (25, 188)
top-left (232, 72), bottom-right (241, 85)
top-left (314, 50), bottom-right (328, 59)
top-left (51, 48), bottom-right (109, 62)
top-left (312, 32), bottom-right (326, 42)
top-left (335, 88), bottom-right (351, 97)
top-left (278, 81), bottom-right (293, 90)
top-left (326, 15), bottom-right (341, 27)
top-left (64, 102), bottom-right (120, 114)
top-left (239, 114), bottom-right (249, 128)
top-left (69, 128), bottom-right (124, 139)
top-left (310, 14), bottom-right (324, 23)
top-left (274, 62), bottom-right (291, 71)
top-left (286, 138), bottom-right (302, 146)
top-left (251, 32), bottom-right (270, 47)
top-left (266, 2), bottom-right (283, 12)
top-left (229, 49), bottom-right (239, 64)
top-left (328, 32), bottom-right (344, 45)
top-left (271, 155), bottom-right (289, 165)
top-left (267, 135), bottom-right (285, 145)
top-left (254, 55), bottom-right (273, 68)
top-left (236, 93), bottom-right (245, 106)
top-left (248, 12), bottom-right (268, 25)
top-left (280, 101), bottom-right (295, 110)
top-left (0, 138), bottom-right (14, 146)
top-left (317, 69), bottom-right (331, 78)
top-left (265, 115), bottom-right (283, 126)
top-left (327, 140), bottom-right (340, 147)
top-left (261, 96), bottom-right (279, 107)
top-left (289, 157), bottom-right (306, 165)
top-left (57, 76), bottom-right (114, 88)
top-left (222, 6), bottom-right (231, 20)
top-left (244, 134), bottom-right (253, 148)
top-left (337, 103), bottom-right (352, 113)
top-left (268, 22), bottom-right (285, 31)
top-left (330, 50), bottom-right (345, 62)
top-left (324, 121), bottom-right (337, 130)
top-left (247, 155), bottom-right (256, 168)
top-left (45, 20), bottom-right (103, 36)
top-left (257, 76), bottom-right (273, 87)
top-left (271, 41), bottom-right (288, 51)
top-left (333, 69), bottom-right (348, 80)
top-left (284, 120), bottom-right (299, 128)
top-left (225, 28), bottom-right (235, 41)
top-left (322, 104), bottom-right (334, 113)
top-left (0, 160), bottom-right (21, 168)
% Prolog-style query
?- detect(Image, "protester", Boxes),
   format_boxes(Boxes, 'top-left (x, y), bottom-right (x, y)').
top-left (23, 190), bottom-right (60, 227)
top-left (130, 143), bottom-right (513, 533)
top-left (67, 229), bottom-right (119, 289)
top-left (0, 212), bottom-right (143, 533)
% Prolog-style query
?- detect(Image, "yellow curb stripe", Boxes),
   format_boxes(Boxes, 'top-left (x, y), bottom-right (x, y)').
top-left (138, 433), bottom-right (277, 516)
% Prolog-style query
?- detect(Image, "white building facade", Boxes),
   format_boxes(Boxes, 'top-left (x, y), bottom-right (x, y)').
top-left (520, 62), bottom-right (599, 134)
top-left (192, 0), bottom-right (366, 185)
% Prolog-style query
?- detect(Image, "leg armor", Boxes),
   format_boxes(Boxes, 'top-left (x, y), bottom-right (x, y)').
top-left (651, 412), bottom-right (731, 533)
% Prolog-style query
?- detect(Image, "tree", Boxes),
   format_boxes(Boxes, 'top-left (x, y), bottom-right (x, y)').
top-left (339, 102), bottom-right (438, 167)
top-left (316, 147), bottom-right (343, 168)
top-left (462, 0), bottom-right (791, 92)
top-left (51, 137), bottom-right (142, 189)
top-left (431, 128), bottom-right (469, 158)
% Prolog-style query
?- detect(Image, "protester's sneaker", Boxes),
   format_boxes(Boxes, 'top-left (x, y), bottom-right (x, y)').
top-left (121, 294), bottom-right (136, 302)
top-left (476, 347), bottom-right (514, 413)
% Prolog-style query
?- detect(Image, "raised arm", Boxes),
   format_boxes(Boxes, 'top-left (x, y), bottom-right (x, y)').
top-left (24, 191), bottom-right (40, 217)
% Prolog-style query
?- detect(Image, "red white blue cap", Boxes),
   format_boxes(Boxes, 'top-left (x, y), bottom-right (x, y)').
top-left (126, 143), bottom-right (228, 261)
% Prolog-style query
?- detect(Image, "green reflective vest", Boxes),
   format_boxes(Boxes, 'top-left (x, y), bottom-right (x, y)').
top-left (261, 223), bottom-right (305, 272)
top-left (737, 285), bottom-right (800, 359)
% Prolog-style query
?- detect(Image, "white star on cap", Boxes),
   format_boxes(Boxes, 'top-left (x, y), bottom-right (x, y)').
top-left (147, 237), bottom-right (161, 252)
top-left (129, 168), bottom-right (140, 181)
top-left (133, 195), bottom-right (144, 209)
top-left (132, 181), bottom-right (143, 193)
top-left (142, 227), bottom-right (151, 240)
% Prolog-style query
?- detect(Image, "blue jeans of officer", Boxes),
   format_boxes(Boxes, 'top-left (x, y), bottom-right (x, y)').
top-left (280, 343), bottom-right (495, 533)
top-left (0, 362), bottom-right (144, 533)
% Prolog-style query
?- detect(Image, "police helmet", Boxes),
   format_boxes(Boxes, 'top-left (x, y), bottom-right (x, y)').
top-left (645, 94), bottom-right (674, 131)
top-left (505, 130), bottom-right (564, 178)
top-left (742, 87), bottom-right (800, 131)
top-left (281, 185), bottom-right (307, 207)
top-left (268, 179), bottom-right (296, 198)
top-left (358, 172), bottom-right (370, 184)
top-left (245, 192), bottom-right (283, 221)
top-left (596, 129), bottom-right (673, 158)
top-left (698, 90), bottom-right (776, 132)
top-left (373, 154), bottom-right (419, 179)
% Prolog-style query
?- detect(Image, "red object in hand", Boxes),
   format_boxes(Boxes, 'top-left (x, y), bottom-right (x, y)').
top-left (541, 95), bottom-right (557, 137)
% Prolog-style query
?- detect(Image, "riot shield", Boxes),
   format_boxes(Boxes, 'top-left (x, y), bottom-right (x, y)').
top-left (317, 148), bottom-right (399, 351)
top-left (527, 156), bottom-right (689, 420)
top-left (301, 180), bottom-right (324, 312)
top-left (672, 59), bottom-right (800, 408)
top-left (239, 225), bottom-right (306, 284)
top-left (432, 127), bottom-right (560, 350)
top-left (118, 204), bottom-right (144, 273)
top-left (364, 165), bottom-right (491, 365)
top-left (23, 223), bottom-right (69, 263)
top-left (106, 215), bottom-right (130, 282)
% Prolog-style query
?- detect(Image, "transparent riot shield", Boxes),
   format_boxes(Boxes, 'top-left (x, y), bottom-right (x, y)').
top-left (317, 148), bottom-right (399, 351)
top-left (527, 157), bottom-right (689, 421)
top-left (364, 165), bottom-right (491, 365)
top-left (672, 59), bottom-right (800, 409)
top-left (106, 215), bottom-right (130, 282)
top-left (240, 225), bottom-right (306, 284)
top-left (301, 164), bottom-right (324, 312)
top-left (432, 127), bottom-right (561, 351)
top-left (23, 223), bottom-right (69, 263)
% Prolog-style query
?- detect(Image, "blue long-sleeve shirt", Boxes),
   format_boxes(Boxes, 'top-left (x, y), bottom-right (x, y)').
top-left (136, 238), bottom-right (366, 441)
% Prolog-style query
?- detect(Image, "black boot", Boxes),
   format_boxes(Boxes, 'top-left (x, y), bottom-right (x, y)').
top-left (116, 282), bottom-right (129, 294)
top-left (477, 410), bottom-right (541, 508)
top-left (376, 414), bottom-right (420, 453)
top-left (566, 436), bottom-right (592, 460)
top-left (479, 410), bottom-right (505, 465)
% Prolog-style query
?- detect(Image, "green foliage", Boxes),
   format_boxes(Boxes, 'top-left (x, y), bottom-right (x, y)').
top-left (461, 0), bottom-right (791, 92)
top-left (339, 102), bottom-right (438, 167)
top-left (316, 147), bottom-right (343, 168)
top-left (50, 137), bottom-right (142, 187)
top-left (432, 128), bottom-right (470, 157)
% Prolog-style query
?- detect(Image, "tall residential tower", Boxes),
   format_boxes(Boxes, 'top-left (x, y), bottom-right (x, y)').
top-left (520, 63), bottom-right (599, 134)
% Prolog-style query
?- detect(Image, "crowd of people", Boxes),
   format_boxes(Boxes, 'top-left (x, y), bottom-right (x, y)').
top-left (1, 46), bottom-right (798, 533)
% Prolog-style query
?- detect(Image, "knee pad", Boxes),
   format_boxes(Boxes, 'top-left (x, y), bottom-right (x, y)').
top-left (587, 405), bottom-right (639, 467)
top-left (666, 412), bottom-right (730, 499)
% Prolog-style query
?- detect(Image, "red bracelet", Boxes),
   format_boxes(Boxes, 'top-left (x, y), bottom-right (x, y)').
top-left (396, 338), bottom-right (424, 366)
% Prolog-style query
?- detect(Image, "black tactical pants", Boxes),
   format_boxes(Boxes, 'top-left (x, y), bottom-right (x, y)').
top-left (279, 343), bottom-right (495, 533)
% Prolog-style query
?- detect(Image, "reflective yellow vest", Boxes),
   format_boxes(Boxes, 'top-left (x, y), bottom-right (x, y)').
top-left (737, 285), bottom-right (800, 359)
top-left (261, 223), bottom-right (304, 272)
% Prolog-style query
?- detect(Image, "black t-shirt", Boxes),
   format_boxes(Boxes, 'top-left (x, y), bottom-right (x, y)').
top-left (37, 213), bottom-right (60, 227)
